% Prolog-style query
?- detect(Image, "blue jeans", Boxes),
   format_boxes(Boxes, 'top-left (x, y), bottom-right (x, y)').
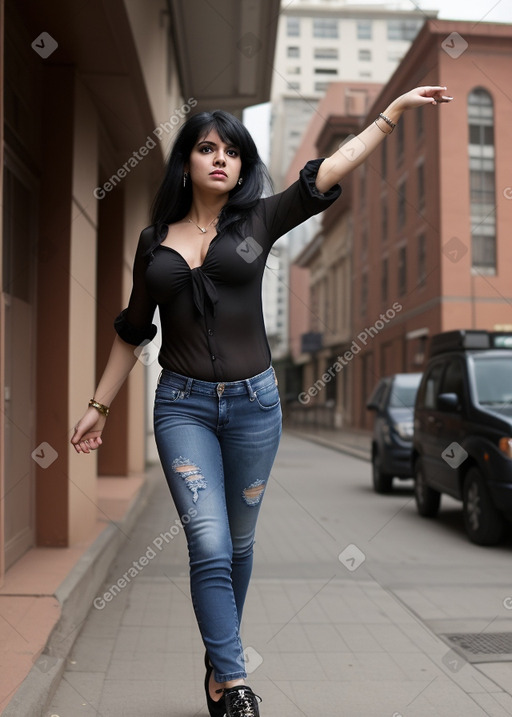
top-left (153, 365), bottom-right (282, 682)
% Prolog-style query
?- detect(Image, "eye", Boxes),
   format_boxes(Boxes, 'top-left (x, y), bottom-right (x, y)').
top-left (227, 148), bottom-right (239, 157)
top-left (199, 145), bottom-right (212, 153)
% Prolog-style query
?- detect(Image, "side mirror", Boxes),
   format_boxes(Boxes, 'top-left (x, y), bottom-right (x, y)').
top-left (438, 392), bottom-right (460, 411)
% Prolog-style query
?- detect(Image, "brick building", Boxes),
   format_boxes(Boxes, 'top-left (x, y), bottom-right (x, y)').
top-left (288, 20), bottom-right (512, 431)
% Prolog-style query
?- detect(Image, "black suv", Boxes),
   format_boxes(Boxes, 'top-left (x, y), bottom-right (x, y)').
top-left (413, 330), bottom-right (512, 545)
top-left (366, 373), bottom-right (422, 493)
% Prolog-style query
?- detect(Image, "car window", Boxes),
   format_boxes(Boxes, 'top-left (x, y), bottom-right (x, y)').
top-left (473, 356), bottom-right (512, 405)
top-left (368, 380), bottom-right (387, 409)
top-left (389, 377), bottom-right (421, 408)
top-left (417, 363), bottom-right (444, 410)
top-left (440, 359), bottom-right (465, 402)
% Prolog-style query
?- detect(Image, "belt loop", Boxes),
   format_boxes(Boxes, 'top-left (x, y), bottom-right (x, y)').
top-left (245, 378), bottom-right (256, 401)
top-left (157, 370), bottom-right (163, 385)
top-left (184, 377), bottom-right (193, 397)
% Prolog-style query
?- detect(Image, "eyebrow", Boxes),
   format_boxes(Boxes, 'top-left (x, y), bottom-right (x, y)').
top-left (197, 140), bottom-right (239, 150)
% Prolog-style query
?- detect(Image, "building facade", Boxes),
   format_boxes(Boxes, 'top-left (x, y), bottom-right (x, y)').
top-left (269, 0), bottom-right (435, 190)
top-left (0, 0), bottom-right (278, 581)
top-left (264, 0), bottom-right (435, 371)
top-left (289, 19), bottom-right (512, 431)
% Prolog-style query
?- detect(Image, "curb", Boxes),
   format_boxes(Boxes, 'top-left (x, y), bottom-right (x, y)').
top-left (2, 467), bottom-right (159, 717)
top-left (286, 428), bottom-right (372, 462)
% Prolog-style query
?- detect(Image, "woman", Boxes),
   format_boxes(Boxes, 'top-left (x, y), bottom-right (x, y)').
top-left (71, 85), bottom-right (452, 717)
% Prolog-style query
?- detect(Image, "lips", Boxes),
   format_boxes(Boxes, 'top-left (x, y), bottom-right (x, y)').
top-left (209, 170), bottom-right (227, 177)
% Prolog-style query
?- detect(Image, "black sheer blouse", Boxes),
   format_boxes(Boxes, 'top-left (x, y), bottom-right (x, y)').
top-left (114, 159), bottom-right (341, 381)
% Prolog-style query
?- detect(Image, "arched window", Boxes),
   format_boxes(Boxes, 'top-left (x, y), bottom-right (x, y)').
top-left (468, 88), bottom-right (496, 272)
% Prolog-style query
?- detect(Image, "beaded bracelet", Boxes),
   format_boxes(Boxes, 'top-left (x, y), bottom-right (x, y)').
top-left (378, 112), bottom-right (396, 132)
top-left (89, 399), bottom-right (110, 417)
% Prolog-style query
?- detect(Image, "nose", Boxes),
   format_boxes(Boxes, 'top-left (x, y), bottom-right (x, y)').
top-left (214, 150), bottom-right (227, 166)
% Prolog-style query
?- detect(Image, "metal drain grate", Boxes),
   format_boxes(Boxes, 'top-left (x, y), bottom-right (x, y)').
top-left (444, 633), bottom-right (512, 658)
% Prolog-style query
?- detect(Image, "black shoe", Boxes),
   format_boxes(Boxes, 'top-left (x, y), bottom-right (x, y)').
top-left (223, 685), bottom-right (262, 717)
top-left (204, 652), bottom-right (226, 717)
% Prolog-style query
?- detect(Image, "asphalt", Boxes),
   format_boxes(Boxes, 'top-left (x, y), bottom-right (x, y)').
top-left (8, 429), bottom-right (512, 717)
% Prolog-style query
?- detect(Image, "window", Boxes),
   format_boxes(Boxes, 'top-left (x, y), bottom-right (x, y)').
top-left (287, 17), bottom-right (300, 37)
top-left (314, 67), bottom-right (338, 74)
top-left (417, 233), bottom-right (426, 287)
top-left (420, 363), bottom-right (444, 410)
top-left (287, 46), bottom-right (300, 58)
top-left (396, 119), bottom-right (404, 164)
top-left (387, 19), bottom-right (422, 41)
top-left (440, 359), bottom-right (465, 405)
top-left (358, 49), bottom-right (372, 62)
top-left (361, 226), bottom-right (368, 256)
top-left (361, 272), bottom-right (368, 315)
top-left (314, 47), bottom-right (338, 60)
top-left (468, 88), bottom-right (496, 271)
top-left (397, 245), bottom-right (407, 296)
top-left (416, 106), bottom-right (424, 140)
top-left (397, 181), bottom-right (406, 229)
top-left (314, 82), bottom-right (329, 92)
top-left (381, 257), bottom-right (388, 302)
top-left (357, 20), bottom-right (372, 39)
top-left (417, 163), bottom-right (425, 211)
top-left (287, 66), bottom-right (301, 74)
top-left (287, 81), bottom-right (300, 91)
top-left (360, 169), bottom-right (366, 208)
top-left (381, 197), bottom-right (388, 242)
top-left (313, 18), bottom-right (338, 38)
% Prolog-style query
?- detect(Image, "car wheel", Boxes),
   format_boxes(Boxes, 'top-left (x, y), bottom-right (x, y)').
top-left (463, 467), bottom-right (506, 545)
top-left (414, 458), bottom-right (441, 517)
top-left (372, 452), bottom-right (393, 494)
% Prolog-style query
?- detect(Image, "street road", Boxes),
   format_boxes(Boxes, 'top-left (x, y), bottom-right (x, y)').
top-left (257, 432), bottom-right (512, 639)
top-left (46, 432), bottom-right (512, 716)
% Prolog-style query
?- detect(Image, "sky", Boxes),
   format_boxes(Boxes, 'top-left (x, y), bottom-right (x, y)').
top-left (243, 0), bottom-right (512, 162)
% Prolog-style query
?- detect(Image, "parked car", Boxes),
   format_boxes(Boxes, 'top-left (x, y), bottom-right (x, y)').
top-left (366, 373), bottom-right (422, 493)
top-left (412, 330), bottom-right (512, 545)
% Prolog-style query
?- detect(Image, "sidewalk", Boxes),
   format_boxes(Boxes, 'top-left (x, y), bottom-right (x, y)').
top-left (0, 470), bottom-right (158, 716)
top-left (285, 423), bottom-right (372, 462)
top-left (26, 432), bottom-right (512, 716)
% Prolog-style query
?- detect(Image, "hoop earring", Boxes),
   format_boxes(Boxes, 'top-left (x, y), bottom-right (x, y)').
top-left (237, 177), bottom-right (243, 185)
top-left (183, 172), bottom-right (188, 188)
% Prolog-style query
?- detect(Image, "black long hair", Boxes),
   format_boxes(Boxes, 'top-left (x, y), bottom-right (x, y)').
top-left (148, 110), bottom-right (272, 251)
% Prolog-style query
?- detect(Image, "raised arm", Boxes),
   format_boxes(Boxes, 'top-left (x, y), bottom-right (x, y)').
top-left (315, 86), bottom-right (453, 194)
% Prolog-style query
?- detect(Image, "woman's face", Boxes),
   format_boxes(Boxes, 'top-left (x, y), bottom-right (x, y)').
top-left (187, 128), bottom-right (242, 195)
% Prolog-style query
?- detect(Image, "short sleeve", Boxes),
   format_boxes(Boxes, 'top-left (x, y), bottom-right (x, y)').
top-left (258, 158), bottom-right (341, 241)
top-left (114, 227), bottom-right (158, 346)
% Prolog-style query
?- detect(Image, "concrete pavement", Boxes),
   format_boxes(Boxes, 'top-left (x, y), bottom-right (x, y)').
top-left (38, 432), bottom-right (512, 716)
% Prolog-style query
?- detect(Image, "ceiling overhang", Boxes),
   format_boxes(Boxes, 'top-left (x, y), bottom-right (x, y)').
top-left (168, 0), bottom-right (280, 115)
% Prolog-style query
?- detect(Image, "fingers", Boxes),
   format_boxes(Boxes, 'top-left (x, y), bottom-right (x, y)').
top-left (73, 438), bottom-right (102, 454)
top-left (71, 431), bottom-right (102, 454)
top-left (423, 86), bottom-right (453, 103)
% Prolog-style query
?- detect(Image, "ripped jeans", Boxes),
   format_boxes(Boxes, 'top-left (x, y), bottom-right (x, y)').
top-left (153, 365), bottom-right (282, 683)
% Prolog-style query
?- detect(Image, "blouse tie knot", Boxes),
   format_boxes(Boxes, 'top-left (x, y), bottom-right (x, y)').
top-left (191, 267), bottom-right (218, 316)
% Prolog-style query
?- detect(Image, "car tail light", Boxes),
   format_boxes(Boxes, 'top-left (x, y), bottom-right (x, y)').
top-left (499, 437), bottom-right (512, 458)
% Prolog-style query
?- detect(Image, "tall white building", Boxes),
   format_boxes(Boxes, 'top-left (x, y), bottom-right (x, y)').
top-left (264, 0), bottom-right (437, 362)
top-left (270, 0), bottom-right (437, 188)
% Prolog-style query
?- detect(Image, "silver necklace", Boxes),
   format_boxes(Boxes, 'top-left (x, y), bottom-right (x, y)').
top-left (188, 216), bottom-right (217, 234)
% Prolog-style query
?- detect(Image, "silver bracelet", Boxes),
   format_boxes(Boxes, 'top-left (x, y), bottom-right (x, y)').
top-left (378, 113), bottom-right (396, 132)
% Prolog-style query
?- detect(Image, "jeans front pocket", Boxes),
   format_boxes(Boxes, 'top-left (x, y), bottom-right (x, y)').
top-left (154, 385), bottom-right (184, 406)
top-left (253, 382), bottom-right (280, 410)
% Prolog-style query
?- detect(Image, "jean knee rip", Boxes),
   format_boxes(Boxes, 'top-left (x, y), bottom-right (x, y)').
top-left (242, 479), bottom-right (266, 507)
top-left (172, 456), bottom-right (207, 503)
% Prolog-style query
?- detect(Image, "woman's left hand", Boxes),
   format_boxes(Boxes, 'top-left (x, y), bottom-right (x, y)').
top-left (394, 86), bottom-right (453, 111)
